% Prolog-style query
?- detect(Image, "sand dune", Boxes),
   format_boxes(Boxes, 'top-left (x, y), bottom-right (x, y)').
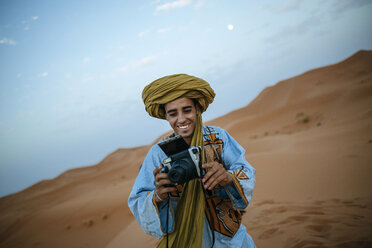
top-left (1, 50), bottom-right (371, 248)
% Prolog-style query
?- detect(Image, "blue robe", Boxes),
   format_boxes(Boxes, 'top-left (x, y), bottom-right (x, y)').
top-left (128, 126), bottom-right (256, 247)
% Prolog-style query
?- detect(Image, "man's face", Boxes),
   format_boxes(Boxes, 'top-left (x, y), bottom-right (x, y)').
top-left (164, 97), bottom-right (198, 144)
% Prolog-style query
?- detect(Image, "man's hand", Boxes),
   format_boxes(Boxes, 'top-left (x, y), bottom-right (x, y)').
top-left (153, 166), bottom-right (177, 203)
top-left (202, 162), bottom-right (233, 190)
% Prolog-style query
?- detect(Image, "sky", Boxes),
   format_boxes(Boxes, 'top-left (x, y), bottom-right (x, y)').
top-left (0, 0), bottom-right (371, 197)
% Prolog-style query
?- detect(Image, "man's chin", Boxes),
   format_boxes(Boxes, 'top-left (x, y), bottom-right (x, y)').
top-left (174, 128), bottom-right (194, 141)
top-left (176, 129), bottom-right (189, 136)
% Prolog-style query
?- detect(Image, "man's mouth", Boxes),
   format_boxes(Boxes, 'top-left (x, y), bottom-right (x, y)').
top-left (178, 124), bottom-right (189, 130)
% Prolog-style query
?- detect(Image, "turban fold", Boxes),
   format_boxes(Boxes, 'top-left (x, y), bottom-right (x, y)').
top-left (142, 74), bottom-right (215, 119)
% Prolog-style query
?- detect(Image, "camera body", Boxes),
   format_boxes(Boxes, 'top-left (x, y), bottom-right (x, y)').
top-left (158, 135), bottom-right (203, 185)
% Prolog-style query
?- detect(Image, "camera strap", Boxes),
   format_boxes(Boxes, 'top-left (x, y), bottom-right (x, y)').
top-left (166, 195), bottom-right (169, 248)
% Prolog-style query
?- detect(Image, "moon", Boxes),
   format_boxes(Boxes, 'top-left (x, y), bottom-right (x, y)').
top-left (227, 24), bottom-right (234, 30)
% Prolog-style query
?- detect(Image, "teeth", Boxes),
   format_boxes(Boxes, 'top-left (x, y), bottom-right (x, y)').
top-left (179, 125), bottom-right (189, 129)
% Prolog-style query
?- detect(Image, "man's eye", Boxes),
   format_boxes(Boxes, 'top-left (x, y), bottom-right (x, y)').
top-left (169, 113), bottom-right (177, 117)
top-left (184, 109), bottom-right (191, 113)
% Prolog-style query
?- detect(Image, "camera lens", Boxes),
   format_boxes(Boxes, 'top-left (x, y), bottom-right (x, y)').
top-left (168, 158), bottom-right (195, 184)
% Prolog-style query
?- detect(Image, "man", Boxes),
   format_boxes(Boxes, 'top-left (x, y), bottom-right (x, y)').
top-left (128, 74), bottom-right (256, 247)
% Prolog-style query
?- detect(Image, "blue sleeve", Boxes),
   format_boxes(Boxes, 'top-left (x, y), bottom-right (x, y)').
top-left (219, 127), bottom-right (256, 209)
top-left (128, 144), bottom-right (175, 238)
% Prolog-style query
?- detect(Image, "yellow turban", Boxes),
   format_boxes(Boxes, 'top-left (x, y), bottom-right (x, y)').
top-left (142, 74), bottom-right (215, 119)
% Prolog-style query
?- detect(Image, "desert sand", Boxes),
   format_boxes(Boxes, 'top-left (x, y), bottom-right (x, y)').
top-left (0, 50), bottom-right (371, 248)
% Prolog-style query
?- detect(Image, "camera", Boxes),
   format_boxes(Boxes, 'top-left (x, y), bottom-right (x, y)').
top-left (158, 135), bottom-right (203, 185)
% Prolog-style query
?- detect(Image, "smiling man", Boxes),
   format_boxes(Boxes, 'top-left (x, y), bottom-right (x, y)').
top-left (128, 74), bottom-right (256, 247)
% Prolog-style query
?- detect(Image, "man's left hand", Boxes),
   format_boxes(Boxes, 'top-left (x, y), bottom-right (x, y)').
top-left (202, 161), bottom-right (232, 190)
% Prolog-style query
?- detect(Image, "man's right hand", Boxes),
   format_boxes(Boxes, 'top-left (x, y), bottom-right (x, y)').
top-left (153, 165), bottom-right (177, 203)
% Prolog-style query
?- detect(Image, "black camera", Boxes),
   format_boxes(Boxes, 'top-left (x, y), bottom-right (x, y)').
top-left (158, 135), bottom-right (203, 185)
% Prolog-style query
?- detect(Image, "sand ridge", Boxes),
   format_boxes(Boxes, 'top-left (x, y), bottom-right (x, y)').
top-left (0, 50), bottom-right (371, 247)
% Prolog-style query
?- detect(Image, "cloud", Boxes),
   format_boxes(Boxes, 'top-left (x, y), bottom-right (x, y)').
top-left (134, 56), bottom-right (156, 67)
top-left (82, 75), bottom-right (94, 82)
top-left (40, 72), bottom-right (48, 77)
top-left (332, 0), bottom-right (372, 10)
top-left (117, 55), bottom-right (157, 73)
top-left (328, 0), bottom-right (372, 19)
top-left (265, 0), bottom-right (304, 13)
top-left (139, 28), bottom-right (170, 38)
top-left (138, 30), bottom-right (150, 38)
top-left (19, 110), bottom-right (37, 119)
top-left (0, 38), bottom-right (16, 45)
top-left (156, 0), bottom-right (192, 12)
top-left (21, 16), bottom-right (39, 31)
top-left (0, 24), bottom-right (11, 29)
top-left (278, 0), bottom-right (303, 12)
top-left (118, 66), bottom-right (129, 73)
top-left (266, 14), bottom-right (322, 43)
top-left (194, 0), bottom-right (207, 9)
top-left (83, 57), bottom-right (91, 63)
top-left (157, 27), bottom-right (171, 33)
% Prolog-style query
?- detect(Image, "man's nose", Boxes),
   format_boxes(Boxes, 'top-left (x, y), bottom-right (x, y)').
top-left (178, 113), bottom-right (186, 122)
